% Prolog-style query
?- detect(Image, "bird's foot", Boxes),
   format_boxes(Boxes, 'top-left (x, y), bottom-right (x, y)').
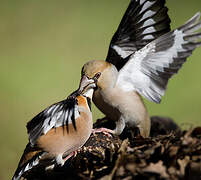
top-left (63, 151), bottom-right (77, 162)
top-left (55, 151), bottom-right (77, 167)
top-left (92, 128), bottom-right (114, 137)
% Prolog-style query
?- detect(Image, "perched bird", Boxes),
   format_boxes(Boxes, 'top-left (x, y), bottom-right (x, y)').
top-left (12, 73), bottom-right (101, 180)
top-left (82, 0), bottom-right (201, 137)
top-left (82, 0), bottom-right (171, 137)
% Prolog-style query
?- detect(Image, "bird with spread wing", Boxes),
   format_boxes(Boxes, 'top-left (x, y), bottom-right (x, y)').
top-left (81, 0), bottom-right (201, 137)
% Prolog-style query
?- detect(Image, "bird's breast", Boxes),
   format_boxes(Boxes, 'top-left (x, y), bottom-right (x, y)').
top-left (93, 88), bottom-right (121, 121)
top-left (93, 87), bottom-right (149, 125)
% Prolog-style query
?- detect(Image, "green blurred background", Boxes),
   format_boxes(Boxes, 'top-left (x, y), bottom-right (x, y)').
top-left (1, 0), bottom-right (201, 179)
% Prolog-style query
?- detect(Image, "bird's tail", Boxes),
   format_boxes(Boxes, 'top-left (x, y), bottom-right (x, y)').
top-left (12, 151), bottom-right (46, 180)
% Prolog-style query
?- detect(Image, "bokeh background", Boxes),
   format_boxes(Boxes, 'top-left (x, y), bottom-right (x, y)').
top-left (1, 0), bottom-right (201, 179)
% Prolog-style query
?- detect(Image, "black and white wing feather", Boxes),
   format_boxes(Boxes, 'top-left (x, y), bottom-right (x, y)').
top-left (106, 0), bottom-right (171, 70)
top-left (27, 94), bottom-right (80, 145)
top-left (12, 143), bottom-right (46, 180)
top-left (116, 12), bottom-right (201, 103)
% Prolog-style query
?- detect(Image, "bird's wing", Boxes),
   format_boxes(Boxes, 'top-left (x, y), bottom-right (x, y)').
top-left (106, 0), bottom-right (171, 70)
top-left (12, 143), bottom-right (46, 180)
top-left (27, 95), bottom-right (80, 145)
top-left (116, 12), bottom-right (201, 103)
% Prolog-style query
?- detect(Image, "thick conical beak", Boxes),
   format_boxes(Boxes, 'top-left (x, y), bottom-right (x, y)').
top-left (78, 75), bottom-right (96, 95)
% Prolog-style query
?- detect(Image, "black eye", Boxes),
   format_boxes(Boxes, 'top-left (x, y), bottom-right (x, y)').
top-left (94, 72), bottom-right (101, 80)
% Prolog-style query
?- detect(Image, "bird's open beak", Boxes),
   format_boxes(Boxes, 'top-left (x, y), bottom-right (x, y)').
top-left (78, 75), bottom-right (96, 94)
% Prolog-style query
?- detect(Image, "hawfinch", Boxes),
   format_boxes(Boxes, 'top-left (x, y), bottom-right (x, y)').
top-left (12, 73), bottom-right (101, 180)
top-left (82, 0), bottom-right (201, 137)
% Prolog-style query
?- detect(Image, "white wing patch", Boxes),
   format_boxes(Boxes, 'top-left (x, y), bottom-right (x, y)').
top-left (13, 151), bottom-right (47, 180)
top-left (112, 45), bottom-right (133, 58)
top-left (139, 1), bottom-right (155, 14)
top-left (27, 98), bottom-right (80, 145)
top-left (106, 0), bottom-right (171, 68)
top-left (43, 103), bottom-right (80, 134)
top-left (116, 12), bottom-right (201, 103)
top-left (117, 45), bottom-right (152, 92)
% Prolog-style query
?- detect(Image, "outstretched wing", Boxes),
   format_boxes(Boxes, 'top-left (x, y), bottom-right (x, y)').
top-left (106, 0), bottom-right (171, 70)
top-left (116, 12), bottom-right (201, 103)
top-left (27, 95), bottom-right (80, 145)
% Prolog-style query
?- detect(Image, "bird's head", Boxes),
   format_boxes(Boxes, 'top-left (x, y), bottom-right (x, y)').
top-left (77, 68), bottom-right (101, 99)
top-left (81, 60), bottom-right (118, 90)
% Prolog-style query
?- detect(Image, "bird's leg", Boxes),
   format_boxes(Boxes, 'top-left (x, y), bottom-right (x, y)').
top-left (113, 116), bottom-right (125, 135)
top-left (92, 128), bottom-right (115, 137)
top-left (55, 151), bottom-right (77, 167)
top-left (92, 117), bottom-right (126, 136)
top-left (63, 151), bottom-right (77, 162)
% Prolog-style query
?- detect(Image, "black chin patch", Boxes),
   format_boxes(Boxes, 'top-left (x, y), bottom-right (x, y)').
top-left (86, 97), bottom-right (91, 111)
top-left (94, 86), bottom-right (98, 91)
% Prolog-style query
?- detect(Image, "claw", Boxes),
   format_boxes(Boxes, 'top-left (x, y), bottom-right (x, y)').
top-left (92, 128), bottom-right (114, 137)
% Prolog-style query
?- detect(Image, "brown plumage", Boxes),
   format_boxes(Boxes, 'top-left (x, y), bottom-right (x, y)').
top-left (81, 1), bottom-right (201, 138)
top-left (13, 74), bottom-right (100, 180)
top-left (82, 60), bottom-right (150, 137)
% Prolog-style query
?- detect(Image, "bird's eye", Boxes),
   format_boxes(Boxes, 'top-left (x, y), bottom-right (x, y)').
top-left (94, 72), bottom-right (101, 80)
